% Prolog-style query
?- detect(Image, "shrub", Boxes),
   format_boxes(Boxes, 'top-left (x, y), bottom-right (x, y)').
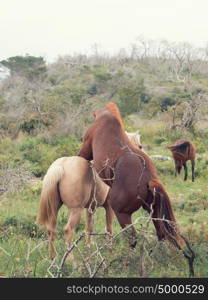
top-left (159, 96), bottom-right (176, 112)
top-left (118, 80), bottom-right (149, 116)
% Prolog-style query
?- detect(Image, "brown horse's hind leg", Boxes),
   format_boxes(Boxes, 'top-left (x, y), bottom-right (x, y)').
top-left (191, 160), bottom-right (195, 182)
top-left (183, 162), bottom-right (188, 181)
top-left (85, 209), bottom-right (94, 246)
top-left (114, 212), bottom-right (137, 248)
top-left (64, 208), bottom-right (82, 262)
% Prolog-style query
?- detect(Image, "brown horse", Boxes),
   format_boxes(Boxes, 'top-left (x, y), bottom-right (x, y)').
top-left (167, 139), bottom-right (196, 182)
top-left (37, 156), bottom-right (113, 260)
top-left (79, 102), bottom-right (195, 275)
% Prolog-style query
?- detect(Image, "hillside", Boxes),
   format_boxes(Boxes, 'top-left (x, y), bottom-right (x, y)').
top-left (0, 41), bottom-right (208, 278)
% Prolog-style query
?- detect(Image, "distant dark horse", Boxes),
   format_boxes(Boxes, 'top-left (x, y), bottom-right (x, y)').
top-left (79, 102), bottom-right (195, 276)
top-left (167, 139), bottom-right (196, 182)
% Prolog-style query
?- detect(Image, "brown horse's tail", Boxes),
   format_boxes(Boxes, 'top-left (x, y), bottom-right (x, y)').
top-left (148, 179), bottom-right (185, 248)
top-left (148, 179), bottom-right (196, 277)
top-left (37, 158), bottom-right (65, 228)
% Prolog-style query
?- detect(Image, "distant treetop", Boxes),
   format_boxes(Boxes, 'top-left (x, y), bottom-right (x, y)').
top-left (0, 55), bottom-right (47, 80)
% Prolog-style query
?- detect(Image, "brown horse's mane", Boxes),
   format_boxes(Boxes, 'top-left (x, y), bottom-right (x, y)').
top-left (105, 102), bottom-right (124, 129)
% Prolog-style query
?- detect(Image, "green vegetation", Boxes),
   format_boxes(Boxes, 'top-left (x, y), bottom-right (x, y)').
top-left (0, 55), bottom-right (47, 80)
top-left (0, 123), bottom-right (208, 278)
top-left (0, 44), bottom-right (208, 277)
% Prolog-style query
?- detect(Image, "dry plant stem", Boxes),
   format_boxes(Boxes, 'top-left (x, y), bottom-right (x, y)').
top-left (0, 246), bottom-right (11, 257)
top-left (90, 258), bottom-right (105, 278)
top-left (56, 233), bottom-right (85, 277)
top-left (74, 243), bottom-right (92, 276)
top-left (56, 216), bottom-right (195, 278)
top-left (47, 258), bottom-right (58, 278)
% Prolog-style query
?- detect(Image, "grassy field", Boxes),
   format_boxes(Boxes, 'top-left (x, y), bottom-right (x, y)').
top-left (0, 121), bottom-right (208, 278)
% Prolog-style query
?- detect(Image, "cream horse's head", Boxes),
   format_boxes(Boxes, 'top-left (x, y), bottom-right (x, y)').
top-left (125, 131), bottom-right (143, 150)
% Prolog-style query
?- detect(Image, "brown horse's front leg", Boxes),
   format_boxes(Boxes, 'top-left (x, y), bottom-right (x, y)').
top-left (183, 162), bottom-right (188, 181)
top-left (114, 211), bottom-right (137, 248)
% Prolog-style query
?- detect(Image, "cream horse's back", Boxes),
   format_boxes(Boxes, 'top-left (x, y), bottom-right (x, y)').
top-left (37, 156), bottom-right (113, 260)
top-left (59, 156), bottom-right (108, 208)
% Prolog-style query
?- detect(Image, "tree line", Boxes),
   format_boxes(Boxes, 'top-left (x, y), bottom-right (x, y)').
top-left (1, 38), bottom-right (208, 140)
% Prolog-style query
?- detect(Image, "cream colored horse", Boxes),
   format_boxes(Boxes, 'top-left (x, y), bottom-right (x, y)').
top-left (37, 156), bottom-right (113, 260)
top-left (126, 131), bottom-right (142, 149)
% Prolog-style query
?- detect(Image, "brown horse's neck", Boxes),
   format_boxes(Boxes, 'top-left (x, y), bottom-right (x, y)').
top-left (95, 112), bottom-right (158, 178)
top-left (105, 102), bottom-right (124, 130)
top-left (96, 113), bottom-right (125, 142)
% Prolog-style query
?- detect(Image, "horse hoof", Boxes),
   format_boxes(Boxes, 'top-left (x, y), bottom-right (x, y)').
top-left (85, 237), bottom-right (95, 247)
top-left (130, 240), bottom-right (137, 248)
top-left (50, 252), bottom-right (56, 260)
top-left (86, 242), bottom-right (94, 248)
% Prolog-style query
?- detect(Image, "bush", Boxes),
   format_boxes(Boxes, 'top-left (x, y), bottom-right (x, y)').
top-left (18, 136), bottom-right (44, 151)
top-left (2, 216), bottom-right (43, 238)
top-left (18, 135), bottom-right (81, 177)
top-left (0, 166), bottom-right (32, 196)
top-left (118, 80), bottom-right (149, 116)
top-left (159, 96), bottom-right (176, 112)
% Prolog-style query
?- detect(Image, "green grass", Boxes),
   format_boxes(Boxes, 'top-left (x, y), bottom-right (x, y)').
top-left (0, 125), bottom-right (208, 278)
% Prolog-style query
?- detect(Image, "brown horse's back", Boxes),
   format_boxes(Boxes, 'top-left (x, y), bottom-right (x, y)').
top-left (168, 139), bottom-right (196, 162)
top-left (87, 113), bottom-right (157, 187)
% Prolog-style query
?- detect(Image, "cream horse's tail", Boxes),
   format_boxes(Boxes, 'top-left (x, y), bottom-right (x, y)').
top-left (37, 158), bottom-right (65, 228)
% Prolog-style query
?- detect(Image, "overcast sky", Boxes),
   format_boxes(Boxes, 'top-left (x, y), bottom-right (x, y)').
top-left (1, 0), bottom-right (208, 62)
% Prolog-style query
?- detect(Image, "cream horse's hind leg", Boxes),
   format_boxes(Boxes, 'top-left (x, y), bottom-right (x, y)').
top-left (46, 201), bottom-right (62, 260)
top-left (64, 207), bottom-right (82, 262)
top-left (47, 219), bottom-right (57, 260)
top-left (103, 200), bottom-right (114, 244)
top-left (85, 201), bottom-right (114, 247)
